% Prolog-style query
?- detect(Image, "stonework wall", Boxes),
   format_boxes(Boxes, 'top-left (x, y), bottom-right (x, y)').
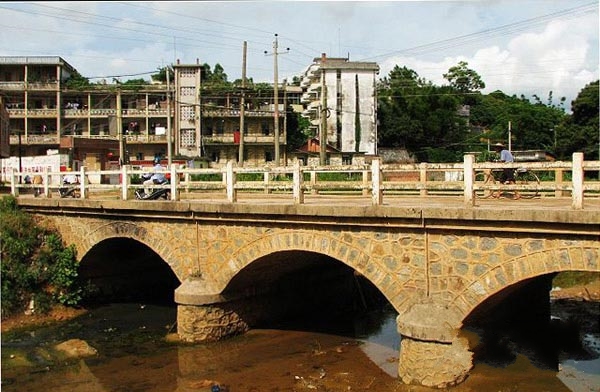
top-left (42, 213), bottom-right (599, 330)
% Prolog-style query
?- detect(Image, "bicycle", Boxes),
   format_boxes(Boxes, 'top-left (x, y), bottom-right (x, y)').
top-left (475, 167), bottom-right (540, 199)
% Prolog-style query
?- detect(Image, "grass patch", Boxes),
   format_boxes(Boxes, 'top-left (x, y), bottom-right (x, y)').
top-left (553, 271), bottom-right (599, 288)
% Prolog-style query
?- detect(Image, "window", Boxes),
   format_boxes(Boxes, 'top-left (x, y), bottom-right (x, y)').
top-left (265, 151), bottom-right (273, 162)
top-left (342, 155), bottom-right (352, 165)
top-left (180, 129), bottom-right (196, 147)
top-left (216, 120), bottom-right (224, 135)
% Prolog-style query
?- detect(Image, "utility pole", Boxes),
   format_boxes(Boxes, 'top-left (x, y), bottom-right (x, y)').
top-left (320, 71), bottom-right (328, 166)
top-left (508, 121), bottom-right (512, 151)
top-left (166, 65), bottom-right (172, 167)
top-left (265, 34), bottom-right (288, 166)
top-left (239, 41), bottom-right (247, 165)
top-left (117, 88), bottom-right (125, 166)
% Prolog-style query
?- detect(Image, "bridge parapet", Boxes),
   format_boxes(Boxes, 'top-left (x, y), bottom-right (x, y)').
top-left (7, 153), bottom-right (600, 210)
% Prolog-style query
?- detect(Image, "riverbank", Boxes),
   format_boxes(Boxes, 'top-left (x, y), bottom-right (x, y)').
top-left (2, 281), bottom-right (598, 333)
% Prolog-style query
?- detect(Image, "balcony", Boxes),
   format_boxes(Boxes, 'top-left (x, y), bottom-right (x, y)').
top-left (10, 134), bottom-right (59, 145)
top-left (203, 134), bottom-right (277, 145)
top-left (0, 81), bottom-right (26, 90)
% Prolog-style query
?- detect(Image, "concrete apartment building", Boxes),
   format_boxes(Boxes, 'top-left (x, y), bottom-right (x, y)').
top-left (1, 55), bottom-right (380, 170)
top-left (300, 54), bottom-right (379, 164)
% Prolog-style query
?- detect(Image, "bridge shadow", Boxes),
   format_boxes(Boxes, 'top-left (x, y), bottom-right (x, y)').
top-left (77, 237), bottom-right (180, 306)
top-left (463, 273), bottom-right (598, 372)
top-left (221, 250), bottom-right (392, 338)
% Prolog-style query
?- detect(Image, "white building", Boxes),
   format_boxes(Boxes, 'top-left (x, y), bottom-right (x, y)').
top-left (300, 54), bottom-right (379, 158)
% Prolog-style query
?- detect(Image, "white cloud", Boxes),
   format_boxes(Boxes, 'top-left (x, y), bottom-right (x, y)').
top-left (379, 13), bottom-right (598, 109)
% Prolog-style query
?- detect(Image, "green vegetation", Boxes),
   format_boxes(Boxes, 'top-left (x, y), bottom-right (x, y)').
top-left (553, 271), bottom-right (599, 288)
top-left (1, 196), bottom-right (84, 318)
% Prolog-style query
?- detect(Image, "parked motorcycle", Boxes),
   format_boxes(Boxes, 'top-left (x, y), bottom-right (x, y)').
top-left (58, 186), bottom-right (80, 198)
top-left (135, 179), bottom-right (170, 200)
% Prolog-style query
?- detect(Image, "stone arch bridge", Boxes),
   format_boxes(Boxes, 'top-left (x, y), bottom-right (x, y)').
top-left (16, 197), bottom-right (600, 388)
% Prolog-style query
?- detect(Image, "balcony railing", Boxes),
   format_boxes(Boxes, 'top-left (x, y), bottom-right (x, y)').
top-left (203, 135), bottom-right (277, 144)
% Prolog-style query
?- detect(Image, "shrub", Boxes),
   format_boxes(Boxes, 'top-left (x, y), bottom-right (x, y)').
top-left (1, 196), bottom-right (84, 318)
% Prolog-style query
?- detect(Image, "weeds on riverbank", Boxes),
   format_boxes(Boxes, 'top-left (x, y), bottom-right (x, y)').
top-left (1, 196), bottom-right (84, 318)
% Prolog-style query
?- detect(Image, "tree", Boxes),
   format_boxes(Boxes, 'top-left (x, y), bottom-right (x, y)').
top-left (377, 66), bottom-right (469, 162)
top-left (64, 71), bottom-right (90, 90)
top-left (151, 66), bottom-right (174, 83)
top-left (554, 80), bottom-right (599, 159)
top-left (443, 61), bottom-right (486, 93)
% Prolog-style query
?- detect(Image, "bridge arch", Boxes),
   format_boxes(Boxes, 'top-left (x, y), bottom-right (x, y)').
top-left (53, 217), bottom-right (185, 281)
top-left (451, 242), bottom-right (599, 327)
top-left (213, 228), bottom-right (416, 311)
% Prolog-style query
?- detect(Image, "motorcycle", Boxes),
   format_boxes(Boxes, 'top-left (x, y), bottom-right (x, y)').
top-left (59, 186), bottom-right (80, 198)
top-left (135, 178), bottom-right (170, 200)
top-left (58, 180), bottom-right (81, 198)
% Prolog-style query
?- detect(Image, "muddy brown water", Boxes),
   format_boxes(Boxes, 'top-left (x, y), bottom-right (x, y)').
top-left (1, 302), bottom-right (599, 392)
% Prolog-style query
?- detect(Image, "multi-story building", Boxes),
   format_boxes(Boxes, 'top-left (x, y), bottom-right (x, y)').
top-left (172, 59), bottom-right (286, 166)
top-left (300, 54), bottom-right (379, 162)
top-left (0, 56), bottom-right (290, 169)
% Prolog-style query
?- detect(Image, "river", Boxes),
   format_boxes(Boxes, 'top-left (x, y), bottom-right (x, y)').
top-left (1, 298), bottom-right (598, 392)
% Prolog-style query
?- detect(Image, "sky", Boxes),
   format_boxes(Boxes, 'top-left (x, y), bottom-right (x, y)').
top-left (0, 1), bottom-right (598, 110)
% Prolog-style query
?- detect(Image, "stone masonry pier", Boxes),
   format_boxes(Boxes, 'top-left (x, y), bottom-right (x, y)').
top-left (15, 196), bottom-right (600, 388)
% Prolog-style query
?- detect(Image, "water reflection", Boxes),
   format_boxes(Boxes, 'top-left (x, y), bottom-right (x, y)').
top-left (1, 302), bottom-right (598, 392)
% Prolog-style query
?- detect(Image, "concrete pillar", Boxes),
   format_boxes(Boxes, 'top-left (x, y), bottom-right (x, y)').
top-left (174, 277), bottom-right (248, 343)
top-left (396, 302), bottom-right (472, 388)
top-left (177, 304), bottom-right (248, 343)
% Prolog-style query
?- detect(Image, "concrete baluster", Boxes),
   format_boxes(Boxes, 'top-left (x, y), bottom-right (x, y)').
top-left (571, 152), bottom-right (584, 210)
top-left (79, 166), bottom-right (88, 199)
top-left (293, 160), bottom-right (304, 204)
top-left (372, 158), bottom-right (382, 205)
top-left (226, 161), bottom-right (236, 203)
top-left (463, 154), bottom-right (474, 206)
top-left (42, 167), bottom-right (50, 198)
top-left (121, 165), bottom-right (129, 200)
top-left (170, 164), bottom-right (179, 201)
top-left (419, 162), bottom-right (428, 197)
top-left (11, 168), bottom-right (18, 197)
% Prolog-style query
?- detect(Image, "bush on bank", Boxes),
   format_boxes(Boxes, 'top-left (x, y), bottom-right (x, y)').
top-left (1, 196), bottom-right (83, 319)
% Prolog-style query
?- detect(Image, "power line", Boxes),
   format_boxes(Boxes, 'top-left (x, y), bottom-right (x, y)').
top-left (359, 1), bottom-right (598, 61)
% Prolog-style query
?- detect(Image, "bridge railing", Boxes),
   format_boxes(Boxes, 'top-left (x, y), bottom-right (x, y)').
top-left (8, 153), bottom-right (600, 209)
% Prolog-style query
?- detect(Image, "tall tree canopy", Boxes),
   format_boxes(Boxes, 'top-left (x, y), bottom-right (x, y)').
top-left (378, 66), bottom-right (469, 162)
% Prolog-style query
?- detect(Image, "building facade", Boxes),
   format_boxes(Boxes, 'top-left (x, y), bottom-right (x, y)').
top-left (300, 54), bottom-right (379, 159)
top-left (1, 56), bottom-right (291, 169)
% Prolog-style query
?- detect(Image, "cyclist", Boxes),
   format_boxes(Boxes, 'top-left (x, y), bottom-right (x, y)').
top-left (493, 142), bottom-right (515, 184)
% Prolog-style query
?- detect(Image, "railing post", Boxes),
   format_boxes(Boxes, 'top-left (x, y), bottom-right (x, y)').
top-left (293, 160), bottom-right (304, 204)
top-left (226, 161), bottom-right (237, 203)
top-left (264, 171), bottom-right (271, 194)
top-left (372, 158), bottom-right (382, 205)
top-left (79, 166), bottom-right (88, 199)
top-left (463, 154), bottom-right (475, 206)
top-left (11, 169), bottom-right (18, 197)
top-left (121, 165), bottom-right (129, 200)
top-left (310, 170), bottom-right (318, 194)
top-left (362, 170), bottom-right (369, 196)
top-left (419, 162), bottom-right (428, 197)
top-left (42, 167), bottom-right (50, 198)
top-left (571, 152), bottom-right (584, 210)
top-left (170, 164), bottom-right (179, 201)
top-left (555, 168), bottom-right (564, 198)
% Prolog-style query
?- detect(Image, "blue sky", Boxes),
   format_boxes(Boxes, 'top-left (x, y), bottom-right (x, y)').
top-left (0, 1), bottom-right (598, 109)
